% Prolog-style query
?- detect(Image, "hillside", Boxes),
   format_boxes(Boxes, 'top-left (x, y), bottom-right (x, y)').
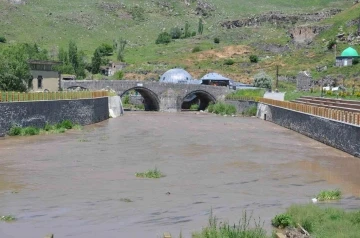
top-left (1, 0), bottom-right (359, 84)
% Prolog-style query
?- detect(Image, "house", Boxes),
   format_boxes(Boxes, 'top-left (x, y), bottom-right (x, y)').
top-left (335, 47), bottom-right (359, 66)
top-left (28, 60), bottom-right (61, 91)
top-left (100, 62), bottom-right (127, 76)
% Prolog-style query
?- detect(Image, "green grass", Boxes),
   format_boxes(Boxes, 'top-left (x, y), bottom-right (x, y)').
top-left (207, 102), bottom-right (237, 115)
top-left (226, 89), bottom-right (265, 100)
top-left (316, 189), bottom-right (342, 201)
top-left (242, 105), bottom-right (258, 117)
top-left (8, 120), bottom-right (81, 136)
top-left (135, 167), bottom-right (165, 179)
top-left (192, 210), bottom-right (267, 238)
top-left (0, 215), bottom-right (16, 222)
top-left (281, 204), bottom-right (360, 238)
top-left (190, 104), bottom-right (200, 110)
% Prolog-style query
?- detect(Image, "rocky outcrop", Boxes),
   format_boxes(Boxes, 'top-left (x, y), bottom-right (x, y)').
top-left (289, 25), bottom-right (331, 44)
top-left (221, 9), bottom-right (341, 29)
top-left (195, 0), bottom-right (215, 16)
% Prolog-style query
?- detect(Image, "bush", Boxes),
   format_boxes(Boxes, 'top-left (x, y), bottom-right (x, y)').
top-left (113, 70), bottom-right (124, 80)
top-left (327, 38), bottom-right (336, 50)
top-left (249, 55), bottom-right (259, 63)
top-left (253, 72), bottom-right (272, 90)
top-left (191, 31), bottom-right (196, 37)
top-left (9, 126), bottom-right (21, 136)
top-left (23, 127), bottom-right (40, 136)
top-left (272, 213), bottom-right (294, 228)
top-left (214, 37), bottom-right (220, 44)
top-left (0, 36), bottom-right (6, 43)
top-left (190, 104), bottom-right (199, 110)
top-left (170, 27), bottom-right (182, 39)
top-left (316, 189), bottom-right (341, 201)
top-left (192, 46), bottom-right (201, 53)
top-left (60, 120), bottom-right (73, 129)
top-left (224, 59), bottom-right (235, 65)
top-left (353, 58), bottom-right (359, 65)
top-left (207, 102), bottom-right (237, 115)
top-left (155, 32), bottom-right (171, 44)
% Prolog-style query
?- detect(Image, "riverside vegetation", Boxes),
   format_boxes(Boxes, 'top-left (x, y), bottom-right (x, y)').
top-left (135, 168), bottom-right (165, 179)
top-left (8, 120), bottom-right (82, 136)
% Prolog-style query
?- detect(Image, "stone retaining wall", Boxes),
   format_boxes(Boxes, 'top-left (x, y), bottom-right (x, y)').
top-left (225, 100), bottom-right (258, 114)
top-left (0, 97), bottom-right (109, 137)
top-left (257, 103), bottom-right (360, 157)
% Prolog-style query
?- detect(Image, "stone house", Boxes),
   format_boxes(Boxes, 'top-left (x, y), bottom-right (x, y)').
top-left (28, 60), bottom-right (62, 92)
top-left (100, 62), bottom-right (127, 76)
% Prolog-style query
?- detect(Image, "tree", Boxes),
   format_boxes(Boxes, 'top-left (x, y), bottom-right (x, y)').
top-left (68, 40), bottom-right (78, 71)
top-left (253, 71), bottom-right (272, 90)
top-left (91, 49), bottom-right (102, 74)
top-left (98, 43), bottom-right (113, 56)
top-left (184, 22), bottom-right (191, 38)
top-left (58, 47), bottom-right (68, 64)
top-left (249, 55), bottom-right (259, 63)
top-left (198, 18), bottom-right (204, 35)
top-left (116, 38), bottom-right (127, 62)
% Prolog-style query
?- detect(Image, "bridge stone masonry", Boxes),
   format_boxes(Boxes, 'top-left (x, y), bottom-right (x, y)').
top-left (61, 80), bottom-right (231, 112)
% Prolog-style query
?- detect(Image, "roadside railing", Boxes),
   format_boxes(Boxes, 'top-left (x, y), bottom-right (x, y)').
top-left (225, 95), bottom-right (261, 102)
top-left (260, 98), bottom-right (360, 126)
top-left (0, 91), bottom-right (110, 102)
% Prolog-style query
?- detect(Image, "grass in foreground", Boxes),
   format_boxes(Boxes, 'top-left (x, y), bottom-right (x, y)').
top-left (193, 210), bottom-right (267, 238)
top-left (316, 189), bottom-right (341, 201)
top-left (135, 168), bottom-right (165, 179)
top-left (207, 102), bottom-right (237, 115)
top-left (0, 215), bottom-right (16, 222)
top-left (272, 204), bottom-right (360, 238)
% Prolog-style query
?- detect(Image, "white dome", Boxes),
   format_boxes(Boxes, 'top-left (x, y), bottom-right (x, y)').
top-left (160, 68), bottom-right (193, 84)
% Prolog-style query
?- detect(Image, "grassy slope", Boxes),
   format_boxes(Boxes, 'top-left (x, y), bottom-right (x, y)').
top-left (0, 0), bottom-right (357, 83)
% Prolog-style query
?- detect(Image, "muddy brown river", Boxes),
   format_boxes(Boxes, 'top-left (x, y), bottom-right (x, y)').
top-left (0, 112), bottom-right (360, 238)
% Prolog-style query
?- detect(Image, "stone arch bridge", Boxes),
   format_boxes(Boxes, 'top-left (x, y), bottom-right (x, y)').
top-left (61, 80), bottom-right (231, 112)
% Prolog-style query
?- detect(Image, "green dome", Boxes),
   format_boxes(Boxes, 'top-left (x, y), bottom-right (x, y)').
top-left (341, 47), bottom-right (359, 57)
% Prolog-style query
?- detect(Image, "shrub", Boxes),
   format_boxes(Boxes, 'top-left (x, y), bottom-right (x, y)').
top-left (9, 126), bottom-right (21, 136)
top-left (253, 72), bottom-right (272, 90)
top-left (113, 70), bottom-right (124, 80)
top-left (155, 32), bottom-right (171, 44)
top-left (242, 105), bottom-right (257, 117)
top-left (224, 59), bottom-right (235, 65)
top-left (192, 46), bottom-right (201, 53)
top-left (60, 120), bottom-right (73, 129)
top-left (191, 31), bottom-right (196, 37)
top-left (353, 58), bottom-right (359, 65)
top-left (0, 36), bottom-right (6, 43)
top-left (190, 104), bottom-right (199, 110)
top-left (207, 102), bottom-right (237, 115)
top-left (272, 213), bottom-right (294, 228)
top-left (249, 55), bottom-right (259, 63)
top-left (316, 189), bottom-right (341, 201)
top-left (207, 102), bottom-right (214, 113)
top-left (44, 123), bottom-right (53, 131)
top-left (327, 38), bottom-right (336, 50)
top-left (214, 37), bottom-right (220, 44)
top-left (170, 27), bottom-right (182, 39)
top-left (23, 127), bottom-right (40, 136)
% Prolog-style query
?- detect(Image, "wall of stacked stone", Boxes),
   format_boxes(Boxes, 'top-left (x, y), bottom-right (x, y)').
top-left (257, 103), bottom-right (360, 158)
top-left (0, 98), bottom-right (109, 137)
top-left (225, 100), bottom-right (258, 114)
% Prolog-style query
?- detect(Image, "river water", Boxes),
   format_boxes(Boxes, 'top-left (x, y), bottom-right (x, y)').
top-left (0, 112), bottom-right (360, 238)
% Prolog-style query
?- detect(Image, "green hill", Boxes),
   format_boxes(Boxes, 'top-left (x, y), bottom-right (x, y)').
top-left (1, 0), bottom-right (359, 83)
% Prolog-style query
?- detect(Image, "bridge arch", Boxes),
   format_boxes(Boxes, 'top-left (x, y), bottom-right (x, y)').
top-left (120, 87), bottom-right (160, 111)
top-left (181, 90), bottom-right (216, 111)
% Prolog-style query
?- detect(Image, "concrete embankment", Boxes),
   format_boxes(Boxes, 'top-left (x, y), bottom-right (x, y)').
top-left (0, 97), bottom-right (110, 137)
top-left (225, 99), bottom-right (258, 114)
top-left (257, 103), bottom-right (360, 158)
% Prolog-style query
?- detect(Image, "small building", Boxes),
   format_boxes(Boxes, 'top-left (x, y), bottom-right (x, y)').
top-left (100, 62), bottom-right (127, 76)
top-left (201, 72), bottom-right (232, 87)
top-left (335, 47), bottom-right (359, 67)
top-left (160, 68), bottom-right (193, 84)
top-left (28, 60), bottom-right (61, 91)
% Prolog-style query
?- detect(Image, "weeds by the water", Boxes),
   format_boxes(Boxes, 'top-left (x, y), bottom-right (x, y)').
top-left (271, 213), bottom-right (294, 228)
top-left (190, 104), bottom-right (200, 110)
top-left (316, 189), bottom-right (341, 201)
top-left (135, 167), bottom-right (165, 178)
top-left (273, 204), bottom-right (360, 238)
top-left (0, 215), bottom-right (16, 222)
top-left (192, 210), bottom-right (267, 238)
top-left (8, 120), bottom-right (82, 136)
top-left (242, 105), bottom-right (257, 117)
top-left (207, 102), bottom-right (237, 115)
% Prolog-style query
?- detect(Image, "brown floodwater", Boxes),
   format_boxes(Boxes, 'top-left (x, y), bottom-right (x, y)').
top-left (0, 112), bottom-right (360, 238)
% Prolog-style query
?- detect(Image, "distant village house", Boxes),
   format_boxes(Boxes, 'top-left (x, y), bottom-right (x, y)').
top-left (100, 62), bottom-right (127, 76)
top-left (28, 60), bottom-right (61, 92)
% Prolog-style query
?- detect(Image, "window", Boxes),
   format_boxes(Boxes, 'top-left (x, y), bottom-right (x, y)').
top-left (37, 76), bottom-right (43, 89)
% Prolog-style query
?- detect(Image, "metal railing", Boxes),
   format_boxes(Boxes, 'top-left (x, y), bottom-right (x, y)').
top-left (260, 98), bottom-right (360, 126)
top-left (0, 91), bottom-right (110, 102)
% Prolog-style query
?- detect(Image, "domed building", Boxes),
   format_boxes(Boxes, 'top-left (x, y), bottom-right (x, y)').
top-left (336, 47), bottom-right (359, 66)
top-left (159, 68), bottom-right (193, 84)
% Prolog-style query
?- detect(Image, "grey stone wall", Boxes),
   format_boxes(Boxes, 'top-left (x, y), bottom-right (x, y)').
top-left (225, 100), bottom-right (258, 114)
top-left (0, 98), bottom-right (109, 137)
top-left (258, 103), bottom-right (360, 157)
